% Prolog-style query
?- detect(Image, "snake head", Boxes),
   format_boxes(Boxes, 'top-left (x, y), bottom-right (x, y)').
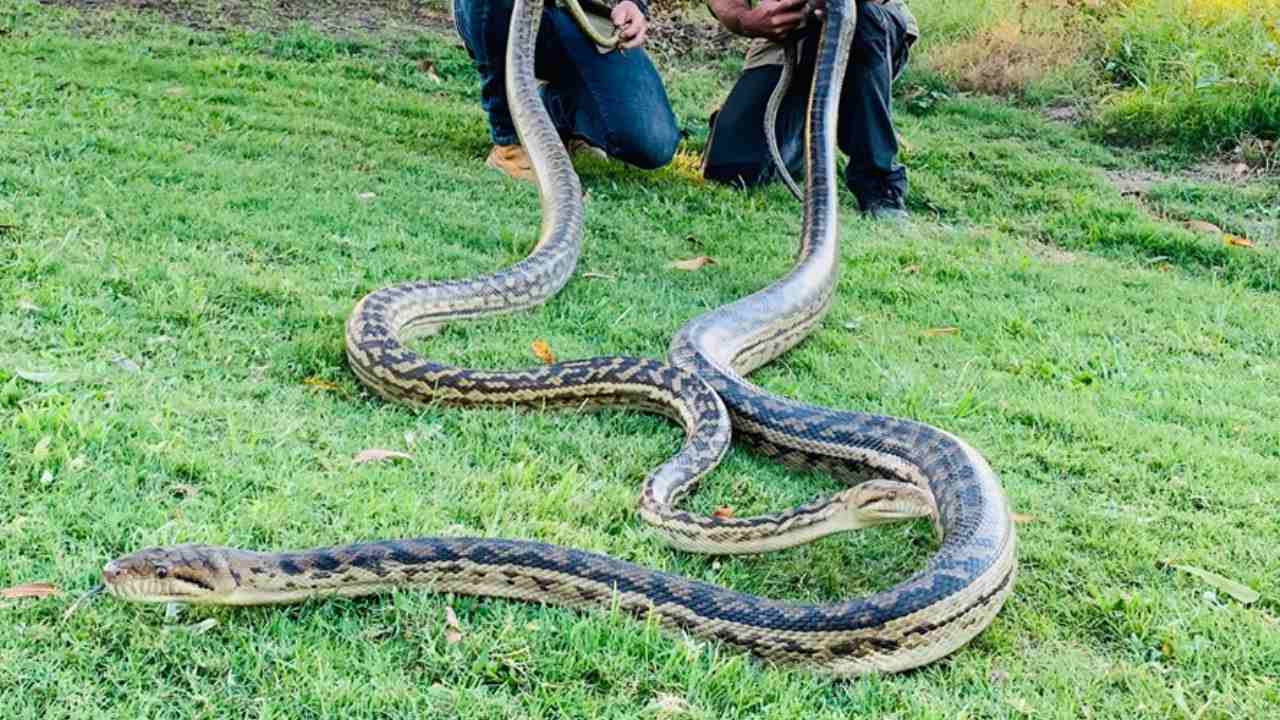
top-left (847, 480), bottom-right (942, 539)
top-left (102, 545), bottom-right (238, 603)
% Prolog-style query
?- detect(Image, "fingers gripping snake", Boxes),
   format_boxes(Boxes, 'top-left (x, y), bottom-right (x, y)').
top-left (104, 0), bottom-right (1015, 675)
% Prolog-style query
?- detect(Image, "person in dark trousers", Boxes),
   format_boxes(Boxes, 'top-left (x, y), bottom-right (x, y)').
top-left (702, 0), bottom-right (918, 219)
top-left (453, 0), bottom-right (681, 182)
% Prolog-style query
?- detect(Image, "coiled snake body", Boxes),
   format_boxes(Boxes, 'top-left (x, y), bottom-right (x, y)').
top-left (104, 0), bottom-right (1015, 675)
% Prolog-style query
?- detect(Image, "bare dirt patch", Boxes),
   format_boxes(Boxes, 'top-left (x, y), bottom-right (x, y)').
top-left (37, 0), bottom-right (746, 59)
top-left (40, 0), bottom-right (455, 35)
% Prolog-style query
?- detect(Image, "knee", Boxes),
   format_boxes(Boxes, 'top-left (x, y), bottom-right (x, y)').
top-left (612, 113), bottom-right (680, 170)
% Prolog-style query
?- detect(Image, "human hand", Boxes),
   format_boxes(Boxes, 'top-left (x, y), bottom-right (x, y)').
top-left (740, 0), bottom-right (812, 41)
top-left (612, 1), bottom-right (648, 49)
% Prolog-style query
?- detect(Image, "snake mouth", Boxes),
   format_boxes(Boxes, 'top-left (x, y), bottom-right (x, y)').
top-left (101, 550), bottom-right (230, 603)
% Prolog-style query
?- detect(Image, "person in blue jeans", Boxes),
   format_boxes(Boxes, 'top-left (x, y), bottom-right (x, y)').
top-left (453, 0), bottom-right (680, 181)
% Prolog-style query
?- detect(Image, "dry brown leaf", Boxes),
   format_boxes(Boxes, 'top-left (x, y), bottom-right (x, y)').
top-left (582, 272), bottom-right (617, 281)
top-left (1224, 234), bottom-right (1254, 248)
top-left (1011, 513), bottom-right (1036, 525)
top-left (1170, 564), bottom-right (1259, 604)
top-left (32, 435), bottom-right (52, 461)
top-left (171, 483), bottom-right (199, 499)
top-left (188, 618), bottom-right (219, 634)
top-left (712, 506), bottom-right (735, 520)
top-left (354, 448), bottom-right (413, 464)
top-left (1, 582), bottom-right (60, 600)
top-left (418, 59), bottom-right (443, 84)
top-left (1007, 696), bottom-right (1035, 715)
top-left (444, 606), bottom-right (464, 644)
top-left (16, 368), bottom-right (74, 385)
top-left (903, 264), bottom-right (921, 274)
top-left (649, 693), bottom-right (692, 717)
top-left (1183, 220), bottom-right (1222, 235)
top-left (111, 354), bottom-right (141, 373)
top-left (531, 339), bottom-right (556, 365)
top-left (923, 326), bottom-right (960, 337)
top-left (668, 256), bottom-right (716, 271)
top-left (304, 377), bottom-right (342, 392)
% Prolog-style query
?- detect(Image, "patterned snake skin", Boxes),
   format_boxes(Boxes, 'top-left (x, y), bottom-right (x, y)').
top-left (103, 0), bottom-right (1015, 675)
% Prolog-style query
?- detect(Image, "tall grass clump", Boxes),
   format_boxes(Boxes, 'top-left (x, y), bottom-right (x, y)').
top-left (1095, 0), bottom-right (1280, 151)
top-left (910, 0), bottom-right (1280, 154)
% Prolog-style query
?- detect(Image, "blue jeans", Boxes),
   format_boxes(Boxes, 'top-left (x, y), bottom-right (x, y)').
top-left (453, 0), bottom-right (679, 169)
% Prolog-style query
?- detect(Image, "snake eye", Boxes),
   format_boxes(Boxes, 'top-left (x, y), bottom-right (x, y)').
top-left (155, 565), bottom-right (169, 579)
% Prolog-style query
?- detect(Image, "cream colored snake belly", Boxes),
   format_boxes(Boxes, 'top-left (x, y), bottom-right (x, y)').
top-left (103, 0), bottom-right (1016, 675)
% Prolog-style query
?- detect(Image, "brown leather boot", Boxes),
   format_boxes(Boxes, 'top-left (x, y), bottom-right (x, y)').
top-left (566, 137), bottom-right (608, 162)
top-left (486, 144), bottom-right (536, 182)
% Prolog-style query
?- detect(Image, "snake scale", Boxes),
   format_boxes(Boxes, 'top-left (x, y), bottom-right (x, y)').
top-left (103, 0), bottom-right (1016, 675)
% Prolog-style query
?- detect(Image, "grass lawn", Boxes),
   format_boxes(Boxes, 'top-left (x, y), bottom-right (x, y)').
top-left (2, 1), bottom-right (1278, 717)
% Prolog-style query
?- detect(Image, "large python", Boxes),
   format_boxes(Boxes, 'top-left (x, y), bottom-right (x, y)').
top-left (102, 0), bottom-right (1015, 675)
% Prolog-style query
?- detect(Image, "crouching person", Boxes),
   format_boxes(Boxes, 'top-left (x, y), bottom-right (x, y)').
top-left (454, 0), bottom-right (681, 180)
top-left (702, 0), bottom-right (918, 219)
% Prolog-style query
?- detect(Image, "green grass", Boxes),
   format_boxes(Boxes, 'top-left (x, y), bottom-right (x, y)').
top-left (3, 2), bottom-right (1279, 718)
top-left (906, 0), bottom-right (1280, 155)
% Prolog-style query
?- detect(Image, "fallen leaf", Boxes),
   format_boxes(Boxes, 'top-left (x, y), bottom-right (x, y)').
top-left (1170, 564), bottom-right (1259, 604)
top-left (354, 448), bottom-right (413, 464)
top-left (171, 483), bottom-right (199, 499)
top-left (444, 606), bottom-right (463, 644)
top-left (16, 368), bottom-right (74, 384)
top-left (1183, 220), bottom-right (1222, 235)
top-left (903, 264), bottom-right (921, 274)
top-left (356, 191), bottom-right (377, 202)
top-left (667, 256), bottom-right (716, 271)
top-left (1224, 234), bottom-right (1253, 248)
top-left (32, 435), bottom-right (52, 461)
top-left (648, 693), bottom-right (692, 717)
top-left (16, 299), bottom-right (40, 312)
top-left (1007, 696), bottom-right (1035, 715)
top-left (304, 377), bottom-right (341, 392)
top-left (418, 59), bottom-right (443, 84)
top-left (111, 354), bottom-right (141, 373)
top-left (531, 339), bottom-right (556, 365)
top-left (923, 326), bottom-right (959, 337)
top-left (188, 618), bottom-right (219, 634)
top-left (1011, 513), bottom-right (1036, 525)
top-left (582, 272), bottom-right (617, 281)
top-left (1, 582), bottom-right (60, 600)
top-left (1232, 162), bottom-right (1249, 175)
top-left (712, 506), bottom-right (735, 520)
